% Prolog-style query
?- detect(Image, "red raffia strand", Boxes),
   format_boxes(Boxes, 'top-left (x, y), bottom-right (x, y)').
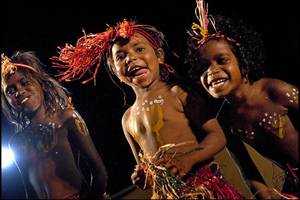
top-left (186, 163), bottom-right (245, 199)
top-left (50, 28), bottom-right (114, 84)
top-left (51, 20), bottom-right (163, 84)
top-left (139, 142), bottom-right (245, 199)
top-left (272, 189), bottom-right (298, 200)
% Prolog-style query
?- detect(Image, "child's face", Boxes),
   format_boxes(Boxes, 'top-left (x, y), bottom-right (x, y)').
top-left (198, 39), bottom-right (243, 98)
top-left (111, 33), bottom-right (164, 88)
top-left (3, 71), bottom-right (44, 114)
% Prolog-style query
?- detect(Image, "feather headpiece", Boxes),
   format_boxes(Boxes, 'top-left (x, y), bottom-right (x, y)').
top-left (190, 0), bottom-right (239, 47)
top-left (51, 19), bottom-right (162, 84)
top-left (1, 53), bottom-right (37, 79)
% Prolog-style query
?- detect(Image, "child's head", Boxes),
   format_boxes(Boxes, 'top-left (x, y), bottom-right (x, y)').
top-left (52, 20), bottom-right (177, 88)
top-left (185, 1), bottom-right (265, 98)
top-left (1, 51), bottom-right (70, 129)
top-left (108, 31), bottom-right (165, 88)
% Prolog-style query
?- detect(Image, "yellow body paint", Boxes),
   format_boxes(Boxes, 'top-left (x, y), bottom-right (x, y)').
top-left (277, 116), bottom-right (286, 139)
top-left (150, 104), bottom-right (164, 144)
top-left (74, 117), bottom-right (88, 136)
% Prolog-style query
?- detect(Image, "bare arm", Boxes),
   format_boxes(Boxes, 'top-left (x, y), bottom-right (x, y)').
top-left (266, 78), bottom-right (298, 110)
top-left (182, 89), bottom-right (226, 163)
top-left (122, 109), bottom-right (150, 189)
top-left (67, 109), bottom-right (107, 198)
top-left (165, 87), bottom-right (226, 176)
top-left (121, 109), bottom-right (141, 163)
top-left (193, 118), bottom-right (226, 161)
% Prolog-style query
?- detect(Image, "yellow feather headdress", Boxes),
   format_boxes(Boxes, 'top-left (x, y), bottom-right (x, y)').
top-left (190, 0), bottom-right (239, 47)
top-left (1, 53), bottom-right (37, 79)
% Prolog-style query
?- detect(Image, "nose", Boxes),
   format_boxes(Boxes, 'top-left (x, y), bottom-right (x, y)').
top-left (15, 87), bottom-right (25, 98)
top-left (207, 64), bottom-right (221, 77)
top-left (125, 52), bottom-right (137, 65)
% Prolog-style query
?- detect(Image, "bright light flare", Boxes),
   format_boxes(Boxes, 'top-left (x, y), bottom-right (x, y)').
top-left (2, 147), bottom-right (15, 169)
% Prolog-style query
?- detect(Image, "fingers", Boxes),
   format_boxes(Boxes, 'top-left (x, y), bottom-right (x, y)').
top-left (131, 176), bottom-right (140, 185)
top-left (170, 166), bottom-right (179, 175)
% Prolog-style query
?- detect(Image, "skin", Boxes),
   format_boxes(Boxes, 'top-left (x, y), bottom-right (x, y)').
top-left (198, 39), bottom-right (299, 198)
top-left (3, 71), bottom-right (107, 199)
top-left (110, 33), bottom-right (226, 189)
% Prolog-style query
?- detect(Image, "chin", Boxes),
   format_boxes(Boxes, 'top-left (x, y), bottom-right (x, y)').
top-left (209, 90), bottom-right (227, 99)
top-left (23, 104), bottom-right (41, 114)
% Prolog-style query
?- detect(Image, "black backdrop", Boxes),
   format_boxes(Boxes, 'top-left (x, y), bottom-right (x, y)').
top-left (1, 0), bottom-right (298, 199)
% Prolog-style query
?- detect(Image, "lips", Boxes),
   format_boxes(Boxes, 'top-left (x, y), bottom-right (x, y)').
top-left (209, 78), bottom-right (227, 87)
top-left (18, 96), bottom-right (30, 105)
top-left (127, 66), bottom-right (148, 77)
top-left (21, 97), bottom-right (29, 104)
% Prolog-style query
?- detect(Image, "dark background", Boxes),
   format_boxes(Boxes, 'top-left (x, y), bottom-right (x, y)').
top-left (1, 0), bottom-right (298, 199)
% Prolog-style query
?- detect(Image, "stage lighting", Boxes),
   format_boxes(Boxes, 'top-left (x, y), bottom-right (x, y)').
top-left (2, 146), bottom-right (15, 169)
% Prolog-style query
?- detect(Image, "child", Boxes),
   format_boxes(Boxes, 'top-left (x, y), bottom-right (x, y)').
top-left (51, 19), bottom-right (244, 199)
top-left (1, 51), bottom-right (108, 199)
top-left (185, 0), bottom-right (298, 198)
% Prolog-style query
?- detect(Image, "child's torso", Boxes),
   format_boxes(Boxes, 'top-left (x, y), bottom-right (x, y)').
top-left (127, 87), bottom-right (200, 156)
top-left (225, 91), bottom-right (298, 166)
top-left (11, 113), bottom-right (82, 199)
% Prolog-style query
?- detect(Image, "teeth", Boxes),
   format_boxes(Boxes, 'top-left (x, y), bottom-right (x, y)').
top-left (21, 97), bottom-right (29, 104)
top-left (128, 66), bottom-right (141, 73)
top-left (211, 79), bottom-right (226, 87)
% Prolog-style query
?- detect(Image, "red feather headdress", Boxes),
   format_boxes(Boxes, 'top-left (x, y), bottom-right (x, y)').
top-left (51, 20), bottom-right (161, 84)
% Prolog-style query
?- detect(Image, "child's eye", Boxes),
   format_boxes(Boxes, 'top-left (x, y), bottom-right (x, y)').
top-left (217, 57), bottom-right (230, 64)
top-left (20, 79), bottom-right (30, 86)
top-left (116, 53), bottom-right (125, 61)
top-left (6, 88), bottom-right (16, 96)
top-left (136, 47), bottom-right (145, 52)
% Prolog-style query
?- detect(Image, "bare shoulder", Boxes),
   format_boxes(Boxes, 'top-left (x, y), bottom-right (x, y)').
top-left (170, 85), bottom-right (188, 103)
top-left (121, 107), bottom-right (132, 131)
top-left (258, 78), bottom-right (298, 106)
top-left (258, 78), bottom-right (293, 90)
top-left (58, 107), bottom-right (84, 127)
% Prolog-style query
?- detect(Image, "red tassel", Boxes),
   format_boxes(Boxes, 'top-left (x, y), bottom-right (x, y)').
top-left (186, 163), bottom-right (245, 199)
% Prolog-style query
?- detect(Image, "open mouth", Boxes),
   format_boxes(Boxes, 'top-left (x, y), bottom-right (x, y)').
top-left (127, 66), bottom-right (148, 77)
top-left (20, 97), bottom-right (29, 104)
top-left (208, 78), bottom-right (228, 88)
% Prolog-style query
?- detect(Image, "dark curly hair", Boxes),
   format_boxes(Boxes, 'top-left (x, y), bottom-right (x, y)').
top-left (185, 14), bottom-right (265, 84)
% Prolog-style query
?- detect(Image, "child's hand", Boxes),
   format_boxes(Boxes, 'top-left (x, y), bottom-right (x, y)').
top-left (131, 164), bottom-right (150, 189)
top-left (251, 180), bottom-right (278, 199)
top-left (158, 155), bottom-right (195, 177)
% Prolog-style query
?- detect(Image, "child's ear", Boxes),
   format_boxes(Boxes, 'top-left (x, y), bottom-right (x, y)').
top-left (157, 48), bottom-right (165, 64)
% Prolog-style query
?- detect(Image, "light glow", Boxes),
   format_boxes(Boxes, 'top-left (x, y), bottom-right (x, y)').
top-left (2, 147), bottom-right (15, 169)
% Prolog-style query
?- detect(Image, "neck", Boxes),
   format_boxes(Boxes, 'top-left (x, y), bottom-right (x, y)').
top-left (28, 104), bottom-right (49, 125)
top-left (225, 79), bottom-right (252, 105)
top-left (133, 79), bottom-right (169, 99)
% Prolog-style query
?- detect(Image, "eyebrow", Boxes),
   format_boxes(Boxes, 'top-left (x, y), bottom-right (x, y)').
top-left (114, 43), bottom-right (142, 55)
top-left (213, 52), bottom-right (230, 59)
